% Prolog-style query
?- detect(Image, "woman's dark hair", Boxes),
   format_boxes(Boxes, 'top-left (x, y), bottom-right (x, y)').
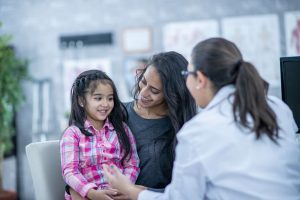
top-left (191, 37), bottom-right (279, 143)
top-left (133, 51), bottom-right (197, 133)
top-left (69, 69), bottom-right (132, 163)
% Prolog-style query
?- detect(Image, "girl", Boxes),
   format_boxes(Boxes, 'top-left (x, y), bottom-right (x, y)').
top-left (60, 70), bottom-right (139, 200)
top-left (103, 38), bottom-right (300, 199)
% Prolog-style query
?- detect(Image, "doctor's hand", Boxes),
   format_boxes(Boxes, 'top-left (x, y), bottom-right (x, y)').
top-left (103, 164), bottom-right (143, 200)
top-left (103, 164), bottom-right (132, 192)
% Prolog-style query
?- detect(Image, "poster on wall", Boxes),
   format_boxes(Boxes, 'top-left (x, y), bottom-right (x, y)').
top-left (122, 27), bottom-right (152, 53)
top-left (221, 14), bottom-right (280, 87)
top-left (123, 57), bottom-right (148, 98)
top-left (163, 20), bottom-right (219, 59)
top-left (285, 11), bottom-right (300, 56)
top-left (63, 58), bottom-right (112, 112)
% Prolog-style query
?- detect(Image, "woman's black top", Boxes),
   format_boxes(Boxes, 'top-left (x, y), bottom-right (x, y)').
top-left (124, 101), bottom-right (175, 189)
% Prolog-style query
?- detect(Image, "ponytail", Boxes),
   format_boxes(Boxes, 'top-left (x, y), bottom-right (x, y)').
top-left (233, 61), bottom-right (279, 143)
top-left (192, 38), bottom-right (280, 144)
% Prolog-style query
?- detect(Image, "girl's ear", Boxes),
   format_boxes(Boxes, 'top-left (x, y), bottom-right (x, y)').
top-left (78, 97), bottom-right (84, 107)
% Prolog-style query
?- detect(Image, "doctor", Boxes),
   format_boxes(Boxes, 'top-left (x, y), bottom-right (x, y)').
top-left (103, 37), bottom-right (300, 200)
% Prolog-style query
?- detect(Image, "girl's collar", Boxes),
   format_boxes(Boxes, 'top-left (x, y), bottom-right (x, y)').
top-left (84, 118), bottom-right (115, 134)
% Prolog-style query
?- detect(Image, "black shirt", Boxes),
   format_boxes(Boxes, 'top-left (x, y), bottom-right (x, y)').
top-left (124, 102), bottom-right (175, 189)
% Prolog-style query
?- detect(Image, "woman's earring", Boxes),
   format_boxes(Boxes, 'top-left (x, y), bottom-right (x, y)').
top-left (196, 85), bottom-right (200, 90)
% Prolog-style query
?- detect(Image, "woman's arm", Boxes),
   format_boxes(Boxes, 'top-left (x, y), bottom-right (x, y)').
top-left (103, 164), bottom-right (143, 200)
top-left (70, 187), bottom-right (117, 200)
top-left (103, 121), bottom-right (208, 200)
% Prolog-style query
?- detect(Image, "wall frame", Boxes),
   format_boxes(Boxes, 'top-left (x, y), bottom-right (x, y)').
top-left (122, 27), bottom-right (152, 53)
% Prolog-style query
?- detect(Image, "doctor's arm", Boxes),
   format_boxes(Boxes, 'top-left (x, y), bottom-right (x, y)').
top-left (103, 126), bottom-right (207, 200)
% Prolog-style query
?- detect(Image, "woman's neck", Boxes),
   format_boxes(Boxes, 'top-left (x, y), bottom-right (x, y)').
top-left (133, 101), bottom-right (168, 119)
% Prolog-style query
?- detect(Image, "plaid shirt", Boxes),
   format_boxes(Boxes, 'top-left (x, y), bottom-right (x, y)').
top-left (60, 119), bottom-right (140, 199)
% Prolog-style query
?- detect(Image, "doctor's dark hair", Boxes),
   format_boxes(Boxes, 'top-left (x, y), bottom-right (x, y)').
top-left (191, 37), bottom-right (279, 143)
top-left (133, 51), bottom-right (197, 133)
top-left (69, 69), bottom-right (132, 163)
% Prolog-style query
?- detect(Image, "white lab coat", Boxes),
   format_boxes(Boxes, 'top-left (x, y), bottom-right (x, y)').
top-left (139, 85), bottom-right (300, 200)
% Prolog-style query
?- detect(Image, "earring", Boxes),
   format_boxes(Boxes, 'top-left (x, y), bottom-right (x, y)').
top-left (196, 85), bottom-right (200, 90)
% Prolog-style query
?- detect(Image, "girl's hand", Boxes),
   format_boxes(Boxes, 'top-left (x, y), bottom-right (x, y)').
top-left (112, 191), bottom-right (130, 200)
top-left (87, 188), bottom-right (117, 200)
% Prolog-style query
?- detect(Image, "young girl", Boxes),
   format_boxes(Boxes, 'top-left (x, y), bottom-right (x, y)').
top-left (60, 69), bottom-right (139, 200)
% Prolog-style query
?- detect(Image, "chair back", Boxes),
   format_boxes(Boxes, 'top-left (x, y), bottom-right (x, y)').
top-left (26, 140), bottom-right (65, 200)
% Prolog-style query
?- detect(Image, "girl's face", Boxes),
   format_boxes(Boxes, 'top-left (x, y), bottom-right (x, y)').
top-left (84, 83), bottom-right (114, 129)
top-left (137, 65), bottom-right (165, 109)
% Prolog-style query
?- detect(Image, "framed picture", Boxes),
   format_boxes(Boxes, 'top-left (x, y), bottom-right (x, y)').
top-left (63, 58), bottom-right (112, 111)
top-left (122, 27), bottom-right (152, 53)
top-left (222, 14), bottom-right (280, 86)
top-left (163, 20), bottom-right (219, 59)
top-left (284, 10), bottom-right (300, 56)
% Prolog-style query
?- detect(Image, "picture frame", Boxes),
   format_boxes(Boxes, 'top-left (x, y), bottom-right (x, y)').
top-left (122, 27), bottom-right (152, 53)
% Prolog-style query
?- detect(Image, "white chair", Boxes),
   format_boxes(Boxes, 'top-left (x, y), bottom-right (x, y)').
top-left (26, 140), bottom-right (65, 200)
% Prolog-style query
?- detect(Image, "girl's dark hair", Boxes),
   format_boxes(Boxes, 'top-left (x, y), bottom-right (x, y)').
top-left (133, 51), bottom-right (197, 133)
top-left (191, 37), bottom-right (279, 143)
top-left (69, 69), bottom-right (132, 163)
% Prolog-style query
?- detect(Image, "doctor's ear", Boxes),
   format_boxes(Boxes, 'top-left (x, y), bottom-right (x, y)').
top-left (196, 71), bottom-right (209, 89)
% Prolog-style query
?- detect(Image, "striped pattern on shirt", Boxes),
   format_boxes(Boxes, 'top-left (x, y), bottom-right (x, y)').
top-left (60, 119), bottom-right (139, 199)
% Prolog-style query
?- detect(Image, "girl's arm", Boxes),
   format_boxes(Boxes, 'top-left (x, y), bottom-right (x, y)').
top-left (60, 127), bottom-right (97, 198)
top-left (122, 124), bottom-right (140, 183)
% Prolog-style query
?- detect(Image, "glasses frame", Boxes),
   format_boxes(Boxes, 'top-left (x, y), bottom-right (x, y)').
top-left (181, 70), bottom-right (197, 79)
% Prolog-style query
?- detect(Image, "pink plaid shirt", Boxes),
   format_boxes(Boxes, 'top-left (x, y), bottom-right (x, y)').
top-left (60, 119), bottom-right (139, 199)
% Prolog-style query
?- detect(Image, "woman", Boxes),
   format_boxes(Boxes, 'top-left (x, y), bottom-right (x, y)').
top-left (125, 51), bottom-right (197, 189)
top-left (103, 38), bottom-right (300, 200)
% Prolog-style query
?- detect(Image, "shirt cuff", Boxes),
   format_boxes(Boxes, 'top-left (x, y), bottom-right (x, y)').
top-left (79, 182), bottom-right (97, 198)
top-left (138, 189), bottom-right (164, 200)
top-left (147, 187), bottom-right (165, 193)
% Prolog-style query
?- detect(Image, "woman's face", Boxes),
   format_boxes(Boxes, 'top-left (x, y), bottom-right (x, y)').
top-left (137, 65), bottom-right (165, 109)
top-left (186, 63), bottom-right (199, 104)
top-left (186, 63), bottom-right (211, 108)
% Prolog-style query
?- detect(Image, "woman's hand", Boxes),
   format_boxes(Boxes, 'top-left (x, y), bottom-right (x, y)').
top-left (87, 188), bottom-right (117, 200)
top-left (103, 164), bottom-right (133, 193)
top-left (103, 164), bottom-right (143, 200)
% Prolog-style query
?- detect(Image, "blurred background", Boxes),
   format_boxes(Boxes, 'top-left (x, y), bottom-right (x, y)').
top-left (0, 0), bottom-right (300, 199)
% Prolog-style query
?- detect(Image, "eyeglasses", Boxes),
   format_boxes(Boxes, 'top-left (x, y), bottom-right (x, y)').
top-left (181, 70), bottom-right (197, 79)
